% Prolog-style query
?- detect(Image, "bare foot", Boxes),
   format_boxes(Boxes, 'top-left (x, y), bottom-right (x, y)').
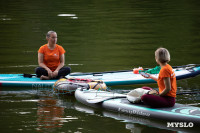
top-left (40, 75), bottom-right (50, 80)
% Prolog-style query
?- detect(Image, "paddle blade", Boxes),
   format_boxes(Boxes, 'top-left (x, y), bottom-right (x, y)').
top-left (86, 96), bottom-right (126, 104)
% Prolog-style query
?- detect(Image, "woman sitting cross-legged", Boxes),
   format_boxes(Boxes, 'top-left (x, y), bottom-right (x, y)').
top-left (35, 31), bottom-right (71, 80)
top-left (141, 48), bottom-right (177, 108)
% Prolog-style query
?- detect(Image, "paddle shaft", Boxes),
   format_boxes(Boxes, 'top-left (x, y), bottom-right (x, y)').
top-left (86, 91), bottom-right (200, 104)
top-left (69, 64), bottom-right (200, 76)
top-left (120, 90), bottom-right (200, 95)
top-left (176, 91), bottom-right (200, 95)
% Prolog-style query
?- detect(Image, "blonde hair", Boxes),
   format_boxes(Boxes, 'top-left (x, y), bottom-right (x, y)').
top-left (155, 48), bottom-right (170, 63)
top-left (46, 31), bottom-right (56, 38)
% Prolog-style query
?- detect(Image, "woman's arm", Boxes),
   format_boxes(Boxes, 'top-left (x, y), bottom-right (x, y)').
top-left (149, 75), bottom-right (158, 81)
top-left (38, 53), bottom-right (53, 78)
top-left (52, 54), bottom-right (65, 78)
top-left (55, 54), bottom-right (65, 72)
top-left (142, 73), bottom-right (158, 81)
top-left (159, 77), bottom-right (171, 96)
top-left (38, 53), bottom-right (50, 71)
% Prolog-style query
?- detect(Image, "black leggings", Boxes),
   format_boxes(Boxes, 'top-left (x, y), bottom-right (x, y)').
top-left (35, 66), bottom-right (71, 79)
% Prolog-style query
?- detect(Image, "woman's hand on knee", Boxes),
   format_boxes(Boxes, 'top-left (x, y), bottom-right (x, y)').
top-left (148, 89), bottom-right (159, 96)
top-left (47, 69), bottom-right (53, 78)
top-left (52, 70), bottom-right (58, 78)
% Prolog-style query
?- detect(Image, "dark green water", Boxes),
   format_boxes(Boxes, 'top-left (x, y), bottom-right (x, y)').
top-left (0, 0), bottom-right (200, 132)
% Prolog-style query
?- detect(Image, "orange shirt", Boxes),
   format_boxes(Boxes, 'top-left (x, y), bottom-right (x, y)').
top-left (157, 64), bottom-right (177, 97)
top-left (38, 44), bottom-right (65, 71)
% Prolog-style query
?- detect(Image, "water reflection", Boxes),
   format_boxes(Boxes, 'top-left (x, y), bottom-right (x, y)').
top-left (0, 87), bottom-right (199, 132)
top-left (57, 14), bottom-right (78, 19)
top-left (74, 101), bottom-right (200, 133)
top-left (36, 92), bottom-right (65, 132)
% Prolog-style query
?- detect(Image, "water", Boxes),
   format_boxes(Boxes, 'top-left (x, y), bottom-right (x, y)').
top-left (0, 0), bottom-right (200, 132)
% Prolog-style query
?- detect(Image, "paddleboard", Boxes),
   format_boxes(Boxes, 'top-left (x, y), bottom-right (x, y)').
top-left (75, 88), bottom-right (200, 126)
top-left (0, 74), bottom-right (57, 87)
top-left (0, 64), bottom-right (200, 87)
top-left (74, 102), bottom-right (200, 132)
top-left (67, 64), bottom-right (200, 86)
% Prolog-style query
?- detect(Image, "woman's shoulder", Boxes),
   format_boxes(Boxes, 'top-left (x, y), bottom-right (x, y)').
top-left (165, 64), bottom-right (173, 70)
top-left (38, 44), bottom-right (47, 53)
top-left (161, 64), bottom-right (173, 73)
top-left (56, 44), bottom-right (65, 54)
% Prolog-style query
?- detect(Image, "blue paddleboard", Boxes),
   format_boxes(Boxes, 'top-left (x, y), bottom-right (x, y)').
top-left (0, 64), bottom-right (200, 87)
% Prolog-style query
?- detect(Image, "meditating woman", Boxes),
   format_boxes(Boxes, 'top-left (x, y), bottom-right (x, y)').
top-left (141, 48), bottom-right (177, 107)
top-left (35, 31), bottom-right (71, 80)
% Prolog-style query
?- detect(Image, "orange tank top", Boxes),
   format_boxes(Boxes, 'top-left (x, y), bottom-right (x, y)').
top-left (157, 64), bottom-right (177, 97)
top-left (38, 44), bottom-right (65, 71)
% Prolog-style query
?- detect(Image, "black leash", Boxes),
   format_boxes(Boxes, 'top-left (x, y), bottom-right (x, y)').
top-left (21, 74), bottom-right (37, 78)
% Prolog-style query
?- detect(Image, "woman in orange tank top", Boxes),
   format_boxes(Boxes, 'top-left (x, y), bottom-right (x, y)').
top-left (35, 31), bottom-right (71, 80)
top-left (141, 48), bottom-right (177, 107)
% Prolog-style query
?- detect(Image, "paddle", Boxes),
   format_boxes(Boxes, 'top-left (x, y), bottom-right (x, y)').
top-left (176, 91), bottom-right (200, 95)
top-left (121, 89), bottom-right (200, 95)
top-left (86, 90), bottom-right (200, 104)
top-left (86, 96), bottom-right (127, 104)
top-left (69, 70), bottom-right (134, 76)
top-left (69, 64), bottom-right (200, 76)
